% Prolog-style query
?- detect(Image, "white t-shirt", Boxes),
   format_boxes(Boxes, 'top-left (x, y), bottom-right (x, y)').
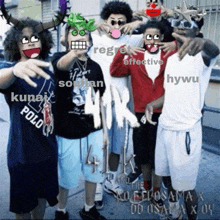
top-left (159, 52), bottom-right (216, 131)
top-left (89, 33), bottom-right (143, 101)
top-left (144, 50), bottom-right (161, 83)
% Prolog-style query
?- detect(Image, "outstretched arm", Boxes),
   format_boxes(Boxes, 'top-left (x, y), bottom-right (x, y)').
top-left (0, 67), bottom-right (16, 89)
top-left (56, 50), bottom-right (86, 71)
top-left (172, 33), bottom-right (219, 66)
top-left (0, 60), bottom-right (50, 89)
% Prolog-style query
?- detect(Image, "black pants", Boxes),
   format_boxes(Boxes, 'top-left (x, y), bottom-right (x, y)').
top-left (133, 112), bottom-right (161, 169)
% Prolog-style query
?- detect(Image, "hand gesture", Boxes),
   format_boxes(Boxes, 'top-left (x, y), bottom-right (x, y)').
top-left (120, 21), bottom-right (142, 36)
top-left (123, 45), bottom-right (145, 56)
top-left (172, 33), bottom-right (205, 60)
top-left (96, 22), bottom-right (113, 35)
top-left (133, 9), bottom-right (148, 20)
top-left (13, 59), bottom-right (50, 87)
top-left (70, 48), bottom-right (88, 57)
top-left (161, 6), bottom-right (175, 18)
top-left (159, 41), bottom-right (177, 57)
top-left (145, 104), bottom-right (157, 125)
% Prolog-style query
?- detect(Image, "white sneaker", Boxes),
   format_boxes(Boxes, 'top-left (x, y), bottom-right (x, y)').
top-left (104, 178), bottom-right (126, 201)
top-left (95, 183), bottom-right (103, 209)
top-left (169, 201), bottom-right (183, 220)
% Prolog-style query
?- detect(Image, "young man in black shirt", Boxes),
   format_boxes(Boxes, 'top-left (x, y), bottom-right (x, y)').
top-left (52, 21), bottom-right (106, 220)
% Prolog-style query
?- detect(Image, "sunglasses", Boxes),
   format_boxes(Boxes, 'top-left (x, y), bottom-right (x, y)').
top-left (171, 19), bottom-right (198, 29)
top-left (111, 20), bottom-right (126, 26)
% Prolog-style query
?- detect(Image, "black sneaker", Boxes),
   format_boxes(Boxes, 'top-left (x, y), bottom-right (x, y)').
top-left (127, 167), bottom-right (142, 184)
top-left (79, 206), bottom-right (106, 220)
top-left (151, 197), bottom-right (165, 214)
top-left (54, 210), bottom-right (69, 220)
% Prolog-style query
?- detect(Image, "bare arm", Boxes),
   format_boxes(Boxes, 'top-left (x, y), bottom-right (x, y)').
top-left (0, 59), bottom-right (50, 89)
top-left (0, 67), bottom-right (16, 89)
top-left (172, 33), bottom-right (220, 65)
top-left (56, 50), bottom-right (78, 71)
top-left (145, 95), bottom-right (164, 125)
top-left (148, 95), bottom-right (164, 110)
top-left (202, 39), bottom-right (220, 66)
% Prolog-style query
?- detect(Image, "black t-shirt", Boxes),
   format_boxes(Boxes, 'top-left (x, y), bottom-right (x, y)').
top-left (0, 61), bottom-right (57, 168)
top-left (52, 52), bottom-right (106, 139)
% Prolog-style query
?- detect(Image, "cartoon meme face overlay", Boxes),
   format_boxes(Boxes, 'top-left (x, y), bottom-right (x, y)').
top-left (144, 28), bottom-right (163, 53)
top-left (68, 28), bottom-right (90, 51)
top-left (18, 27), bottom-right (42, 59)
top-left (146, 0), bottom-right (162, 17)
top-left (67, 13), bottom-right (96, 50)
top-left (106, 14), bottom-right (127, 38)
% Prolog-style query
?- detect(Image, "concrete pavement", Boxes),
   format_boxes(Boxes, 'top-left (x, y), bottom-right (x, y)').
top-left (0, 120), bottom-right (220, 220)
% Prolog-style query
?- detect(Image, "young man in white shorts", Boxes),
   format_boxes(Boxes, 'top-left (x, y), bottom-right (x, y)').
top-left (145, 4), bottom-right (219, 220)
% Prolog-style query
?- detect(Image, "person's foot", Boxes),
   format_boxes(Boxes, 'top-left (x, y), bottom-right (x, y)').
top-left (54, 210), bottom-right (69, 220)
top-left (168, 201), bottom-right (183, 220)
top-left (104, 178), bottom-right (127, 201)
top-left (151, 197), bottom-right (165, 212)
top-left (129, 187), bottom-right (150, 204)
top-left (127, 167), bottom-right (142, 184)
top-left (160, 213), bottom-right (183, 220)
top-left (95, 183), bottom-right (104, 209)
top-left (79, 206), bottom-right (106, 220)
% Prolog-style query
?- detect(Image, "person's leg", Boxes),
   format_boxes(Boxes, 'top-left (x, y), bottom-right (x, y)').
top-left (166, 121), bottom-right (202, 220)
top-left (85, 180), bottom-right (97, 207)
top-left (141, 164), bottom-right (152, 190)
top-left (9, 164), bottom-right (39, 220)
top-left (163, 176), bottom-right (182, 219)
top-left (31, 198), bottom-right (47, 219)
top-left (152, 170), bottom-right (161, 190)
top-left (109, 152), bottom-right (120, 171)
top-left (55, 136), bottom-right (82, 219)
top-left (15, 213), bottom-right (31, 219)
top-left (184, 190), bottom-right (198, 220)
top-left (80, 130), bottom-right (106, 220)
top-left (128, 114), bottom-right (145, 184)
top-left (104, 107), bottom-right (127, 200)
top-left (57, 186), bottom-right (69, 210)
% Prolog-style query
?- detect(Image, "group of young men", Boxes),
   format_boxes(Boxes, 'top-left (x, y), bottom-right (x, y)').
top-left (0, 0), bottom-right (219, 220)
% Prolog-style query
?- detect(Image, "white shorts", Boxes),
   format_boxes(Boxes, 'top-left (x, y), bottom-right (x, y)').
top-left (155, 121), bottom-right (202, 191)
top-left (56, 130), bottom-right (104, 189)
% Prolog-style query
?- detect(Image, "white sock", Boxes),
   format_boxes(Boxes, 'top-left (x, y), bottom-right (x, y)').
top-left (169, 201), bottom-right (181, 218)
top-left (57, 207), bottom-right (66, 214)
top-left (85, 203), bottom-right (94, 212)
top-left (108, 171), bottom-right (117, 181)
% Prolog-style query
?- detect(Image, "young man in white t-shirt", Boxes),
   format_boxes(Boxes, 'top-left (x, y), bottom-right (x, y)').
top-left (89, 1), bottom-right (144, 208)
top-left (145, 5), bottom-right (219, 220)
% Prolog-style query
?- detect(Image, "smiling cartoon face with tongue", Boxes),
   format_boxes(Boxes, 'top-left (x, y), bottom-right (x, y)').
top-left (23, 47), bottom-right (41, 59)
top-left (18, 27), bottom-right (42, 60)
top-left (146, 44), bottom-right (160, 53)
top-left (144, 27), bottom-right (164, 54)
